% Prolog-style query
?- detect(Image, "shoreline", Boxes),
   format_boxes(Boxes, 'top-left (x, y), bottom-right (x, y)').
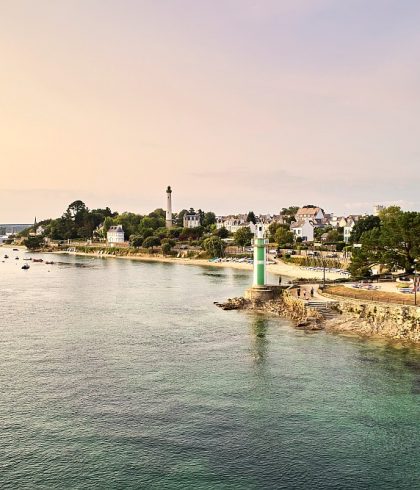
top-left (8, 245), bottom-right (419, 345)
top-left (49, 249), bottom-right (345, 281)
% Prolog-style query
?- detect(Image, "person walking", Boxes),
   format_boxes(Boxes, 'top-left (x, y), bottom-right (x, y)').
top-left (297, 288), bottom-right (301, 297)
top-left (310, 287), bottom-right (314, 298)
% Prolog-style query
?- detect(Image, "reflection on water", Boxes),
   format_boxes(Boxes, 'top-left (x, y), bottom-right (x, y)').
top-left (249, 315), bottom-right (269, 366)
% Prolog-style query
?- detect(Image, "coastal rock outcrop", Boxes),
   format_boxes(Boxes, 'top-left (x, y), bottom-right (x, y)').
top-left (215, 292), bottom-right (324, 331)
top-left (324, 298), bottom-right (420, 343)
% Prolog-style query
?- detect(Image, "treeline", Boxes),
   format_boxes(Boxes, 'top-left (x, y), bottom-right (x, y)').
top-left (23, 200), bottom-right (218, 245)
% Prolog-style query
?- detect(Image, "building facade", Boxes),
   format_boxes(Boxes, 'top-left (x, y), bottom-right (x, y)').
top-left (290, 218), bottom-right (315, 242)
top-left (107, 225), bottom-right (125, 244)
top-left (183, 213), bottom-right (201, 228)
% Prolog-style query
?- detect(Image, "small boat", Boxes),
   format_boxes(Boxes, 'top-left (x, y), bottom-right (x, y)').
top-left (33, 258), bottom-right (43, 263)
top-left (4, 255), bottom-right (8, 259)
top-left (15, 257), bottom-right (19, 260)
top-left (13, 248), bottom-right (19, 251)
top-left (45, 261), bottom-right (54, 265)
top-left (21, 264), bottom-right (30, 270)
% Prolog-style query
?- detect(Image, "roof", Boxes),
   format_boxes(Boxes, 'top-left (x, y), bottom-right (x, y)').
top-left (108, 225), bottom-right (124, 232)
top-left (290, 219), bottom-right (315, 229)
top-left (296, 207), bottom-right (322, 216)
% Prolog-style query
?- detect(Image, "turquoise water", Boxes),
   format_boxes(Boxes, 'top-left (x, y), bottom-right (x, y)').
top-left (1, 251), bottom-right (419, 489)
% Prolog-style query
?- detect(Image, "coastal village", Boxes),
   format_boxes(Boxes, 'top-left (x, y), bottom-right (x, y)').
top-left (3, 2), bottom-right (420, 487)
top-left (1, 186), bottom-right (419, 343)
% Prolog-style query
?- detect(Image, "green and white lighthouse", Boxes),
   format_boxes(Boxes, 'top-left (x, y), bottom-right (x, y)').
top-left (245, 223), bottom-right (273, 301)
top-left (253, 224), bottom-right (268, 287)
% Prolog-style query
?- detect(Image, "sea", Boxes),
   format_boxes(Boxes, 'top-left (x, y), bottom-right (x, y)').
top-left (0, 249), bottom-right (419, 489)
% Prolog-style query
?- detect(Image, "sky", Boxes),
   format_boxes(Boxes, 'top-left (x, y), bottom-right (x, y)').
top-left (1, 0), bottom-right (420, 222)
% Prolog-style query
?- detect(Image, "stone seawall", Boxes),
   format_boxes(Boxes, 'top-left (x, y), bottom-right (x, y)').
top-left (323, 294), bottom-right (420, 343)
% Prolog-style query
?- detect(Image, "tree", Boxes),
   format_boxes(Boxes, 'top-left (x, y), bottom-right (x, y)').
top-left (378, 208), bottom-right (420, 273)
top-left (280, 206), bottom-right (299, 224)
top-left (349, 208), bottom-right (420, 274)
top-left (215, 226), bottom-right (229, 239)
top-left (246, 211), bottom-right (256, 224)
top-left (179, 226), bottom-right (204, 241)
top-left (268, 222), bottom-right (289, 242)
top-left (348, 247), bottom-right (373, 279)
top-left (142, 236), bottom-right (161, 249)
top-left (64, 200), bottom-right (87, 220)
top-left (203, 212), bottom-right (216, 227)
top-left (349, 215), bottom-right (380, 243)
top-left (176, 209), bottom-right (188, 227)
top-left (314, 226), bottom-right (330, 240)
top-left (281, 206), bottom-right (299, 215)
top-left (161, 242), bottom-right (172, 255)
top-left (197, 209), bottom-right (205, 225)
top-left (325, 228), bottom-right (343, 242)
top-left (274, 227), bottom-right (294, 247)
top-left (24, 236), bottom-right (44, 250)
top-left (129, 235), bottom-right (143, 248)
top-left (154, 227), bottom-right (169, 239)
top-left (139, 216), bottom-right (160, 231)
top-left (103, 216), bottom-right (115, 233)
top-left (234, 227), bottom-right (253, 249)
top-left (168, 227), bottom-right (183, 239)
top-left (161, 238), bottom-right (176, 248)
top-left (202, 236), bottom-right (225, 257)
top-left (141, 227), bottom-right (154, 240)
top-left (148, 208), bottom-right (166, 219)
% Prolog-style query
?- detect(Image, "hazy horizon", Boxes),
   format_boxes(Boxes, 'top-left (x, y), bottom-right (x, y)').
top-left (1, 0), bottom-right (420, 222)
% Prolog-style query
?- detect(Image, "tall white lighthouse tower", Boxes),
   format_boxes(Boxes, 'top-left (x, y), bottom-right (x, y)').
top-left (166, 186), bottom-right (173, 228)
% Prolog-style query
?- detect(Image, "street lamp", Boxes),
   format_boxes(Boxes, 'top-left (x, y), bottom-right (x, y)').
top-left (415, 259), bottom-right (418, 306)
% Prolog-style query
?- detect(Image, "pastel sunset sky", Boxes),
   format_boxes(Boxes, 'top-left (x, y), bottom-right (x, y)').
top-left (1, 0), bottom-right (420, 222)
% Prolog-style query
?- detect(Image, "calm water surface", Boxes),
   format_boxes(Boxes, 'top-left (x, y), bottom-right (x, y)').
top-left (0, 251), bottom-right (419, 489)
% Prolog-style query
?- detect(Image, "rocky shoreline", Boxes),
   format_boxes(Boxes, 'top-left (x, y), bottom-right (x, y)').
top-left (215, 291), bottom-right (420, 344)
top-left (215, 292), bottom-right (324, 331)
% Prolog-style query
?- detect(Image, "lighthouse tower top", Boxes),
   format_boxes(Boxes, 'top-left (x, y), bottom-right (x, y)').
top-left (255, 223), bottom-right (265, 239)
top-left (166, 186), bottom-right (172, 194)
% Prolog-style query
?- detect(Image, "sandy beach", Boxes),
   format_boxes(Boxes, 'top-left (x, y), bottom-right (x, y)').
top-left (51, 250), bottom-right (346, 281)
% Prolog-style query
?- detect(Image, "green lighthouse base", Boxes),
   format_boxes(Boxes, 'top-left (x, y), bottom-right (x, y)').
top-left (245, 286), bottom-right (274, 302)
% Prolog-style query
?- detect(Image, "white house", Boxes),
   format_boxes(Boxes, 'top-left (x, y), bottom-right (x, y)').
top-left (107, 225), bottom-right (125, 244)
top-left (290, 219), bottom-right (315, 242)
top-left (327, 215), bottom-right (347, 228)
top-left (36, 225), bottom-right (45, 236)
top-left (216, 216), bottom-right (256, 234)
top-left (183, 213), bottom-right (201, 228)
top-left (343, 217), bottom-right (358, 243)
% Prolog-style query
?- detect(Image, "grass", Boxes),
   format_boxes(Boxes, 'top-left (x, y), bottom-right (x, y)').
top-left (324, 285), bottom-right (418, 306)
